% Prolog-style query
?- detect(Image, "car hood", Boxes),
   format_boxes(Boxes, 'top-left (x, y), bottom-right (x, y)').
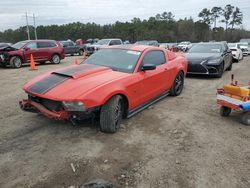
top-left (0, 46), bottom-right (17, 52)
top-left (23, 64), bottom-right (128, 100)
top-left (185, 53), bottom-right (222, 63)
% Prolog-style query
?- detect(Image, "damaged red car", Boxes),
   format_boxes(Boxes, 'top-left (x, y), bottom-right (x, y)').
top-left (0, 40), bottom-right (64, 68)
top-left (20, 45), bottom-right (187, 133)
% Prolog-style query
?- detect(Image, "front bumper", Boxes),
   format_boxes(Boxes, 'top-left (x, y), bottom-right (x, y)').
top-left (187, 62), bottom-right (221, 75)
top-left (19, 98), bottom-right (100, 123)
top-left (19, 99), bottom-right (70, 120)
top-left (0, 53), bottom-right (10, 66)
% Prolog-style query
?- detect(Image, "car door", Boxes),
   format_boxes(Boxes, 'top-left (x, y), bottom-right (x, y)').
top-left (23, 42), bottom-right (40, 61)
top-left (136, 50), bottom-right (168, 103)
top-left (67, 41), bottom-right (76, 54)
top-left (37, 41), bottom-right (52, 60)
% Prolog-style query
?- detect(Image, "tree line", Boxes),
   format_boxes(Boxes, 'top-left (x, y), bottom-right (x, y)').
top-left (0, 4), bottom-right (249, 44)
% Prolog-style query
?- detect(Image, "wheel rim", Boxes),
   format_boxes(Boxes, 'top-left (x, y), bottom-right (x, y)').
top-left (14, 57), bottom-right (21, 67)
top-left (175, 73), bottom-right (183, 94)
top-left (53, 55), bottom-right (60, 64)
top-left (114, 100), bottom-right (122, 129)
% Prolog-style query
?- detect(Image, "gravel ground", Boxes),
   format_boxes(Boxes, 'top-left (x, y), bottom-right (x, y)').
top-left (0, 55), bottom-right (250, 188)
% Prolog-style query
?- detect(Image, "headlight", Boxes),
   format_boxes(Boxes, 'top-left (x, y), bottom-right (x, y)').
top-left (206, 59), bottom-right (220, 64)
top-left (62, 101), bottom-right (86, 111)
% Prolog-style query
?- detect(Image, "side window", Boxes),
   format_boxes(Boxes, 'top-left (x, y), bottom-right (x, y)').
top-left (49, 42), bottom-right (57, 47)
top-left (115, 40), bottom-right (122, 45)
top-left (26, 42), bottom-right (37, 49)
top-left (37, 42), bottom-right (51, 48)
top-left (109, 40), bottom-right (115, 46)
top-left (141, 51), bottom-right (166, 68)
top-left (68, 42), bottom-right (74, 46)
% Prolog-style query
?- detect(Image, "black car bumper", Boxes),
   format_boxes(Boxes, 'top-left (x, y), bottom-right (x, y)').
top-left (0, 53), bottom-right (9, 66)
top-left (187, 62), bottom-right (221, 75)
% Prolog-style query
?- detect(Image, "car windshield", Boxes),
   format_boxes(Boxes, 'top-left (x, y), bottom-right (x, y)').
top-left (135, 41), bottom-right (151, 45)
top-left (180, 42), bottom-right (189, 45)
top-left (188, 44), bottom-right (222, 53)
top-left (240, 43), bottom-right (248, 47)
top-left (12, 41), bottom-right (27, 49)
top-left (96, 39), bottom-right (110, 45)
top-left (228, 43), bottom-right (236, 48)
top-left (85, 49), bottom-right (141, 73)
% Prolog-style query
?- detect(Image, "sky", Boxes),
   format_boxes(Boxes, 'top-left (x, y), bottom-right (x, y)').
top-left (0, 0), bottom-right (250, 31)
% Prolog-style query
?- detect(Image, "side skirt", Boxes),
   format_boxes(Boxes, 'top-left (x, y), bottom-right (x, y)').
top-left (127, 90), bottom-right (170, 118)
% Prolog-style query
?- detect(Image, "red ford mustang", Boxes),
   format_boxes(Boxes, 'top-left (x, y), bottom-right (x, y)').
top-left (20, 45), bottom-right (187, 133)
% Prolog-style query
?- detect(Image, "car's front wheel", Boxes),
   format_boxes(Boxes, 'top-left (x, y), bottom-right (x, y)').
top-left (216, 62), bottom-right (224, 78)
top-left (51, 54), bottom-right (60, 64)
top-left (170, 71), bottom-right (184, 96)
top-left (241, 112), bottom-right (250, 126)
top-left (100, 95), bottom-right (123, 133)
top-left (10, 56), bottom-right (22, 68)
top-left (79, 49), bottom-right (84, 56)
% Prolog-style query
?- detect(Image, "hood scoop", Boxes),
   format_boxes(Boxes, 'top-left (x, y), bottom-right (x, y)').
top-left (52, 64), bottom-right (110, 79)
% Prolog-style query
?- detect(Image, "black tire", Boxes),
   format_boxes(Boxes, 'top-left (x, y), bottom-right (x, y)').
top-left (79, 49), bottom-right (84, 56)
top-left (226, 60), bottom-right (233, 71)
top-left (215, 62), bottom-right (224, 78)
top-left (170, 71), bottom-right (184, 96)
top-left (51, 54), bottom-right (60, 64)
top-left (220, 106), bottom-right (231, 117)
top-left (241, 112), bottom-right (250, 126)
top-left (100, 95), bottom-right (123, 133)
top-left (10, 56), bottom-right (22, 68)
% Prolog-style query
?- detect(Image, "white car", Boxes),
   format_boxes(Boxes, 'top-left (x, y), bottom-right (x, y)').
top-left (228, 43), bottom-right (243, 62)
top-left (239, 42), bottom-right (250, 56)
top-left (178, 41), bottom-right (192, 51)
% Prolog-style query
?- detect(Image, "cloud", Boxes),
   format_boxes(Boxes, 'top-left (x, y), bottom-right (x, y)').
top-left (0, 0), bottom-right (249, 31)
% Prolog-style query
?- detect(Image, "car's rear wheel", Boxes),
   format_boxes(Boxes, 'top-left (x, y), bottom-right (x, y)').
top-left (10, 56), bottom-right (22, 68)
top-left (241, 112), bottom-right (250, 126)
top-left (79, 49), bottom-right (84, 56)
top-left (51, 54), bottom-right (60, 64)
top-left (170, 71), bottom-right (184, 96)
top-left (100, 95), bottom-right (123, 133)
top-left (220, 106), bottom-right (231, 117)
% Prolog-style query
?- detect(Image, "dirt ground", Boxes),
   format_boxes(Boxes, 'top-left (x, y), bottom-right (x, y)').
top-left (0, 55), bottom-right (250, 188)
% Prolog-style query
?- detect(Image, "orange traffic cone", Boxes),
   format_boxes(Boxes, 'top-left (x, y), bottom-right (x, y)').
top-left (83, 51), bottom-right (87, 62)
top-left (74, 58), bottom-right (79, 65)
top-left (29, 54), bottom-right (37, 70)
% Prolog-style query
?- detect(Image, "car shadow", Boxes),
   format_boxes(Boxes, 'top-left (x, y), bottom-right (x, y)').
top-left (186, 74), bottom-right (219, 80)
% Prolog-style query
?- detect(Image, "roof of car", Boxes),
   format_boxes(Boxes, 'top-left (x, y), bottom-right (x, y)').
top-left (20, 40), bottom-right (57, 43)
top-left (105, 44), bottom-right (164, 52)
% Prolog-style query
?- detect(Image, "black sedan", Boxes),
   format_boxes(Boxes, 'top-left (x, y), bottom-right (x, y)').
top-left (185, 42), bottom-right (233, 78)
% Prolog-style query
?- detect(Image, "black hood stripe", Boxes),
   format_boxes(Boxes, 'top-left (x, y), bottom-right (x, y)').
top-left (28, 74), bottom-right (69, 94)
top-left (52, 64), bottom-right (99, 77)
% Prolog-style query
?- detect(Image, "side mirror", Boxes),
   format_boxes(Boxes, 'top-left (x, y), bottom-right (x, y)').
top-left (141, 64), bottom-right (156, 71)
top-left (23, 47), bottom-right (30, 51)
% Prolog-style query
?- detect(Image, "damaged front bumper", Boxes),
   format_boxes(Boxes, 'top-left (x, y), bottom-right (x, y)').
top-left (19, 99), bottom-right (70, 120)
top-left (19, 99), bottom-right (100, 124)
